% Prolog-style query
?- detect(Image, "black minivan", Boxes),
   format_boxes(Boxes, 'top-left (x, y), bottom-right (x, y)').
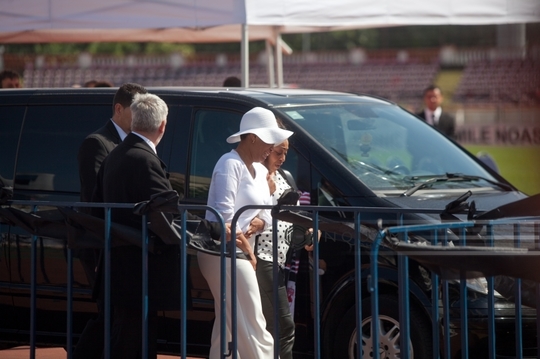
top-left (0, 87), bottom-right (536, 358)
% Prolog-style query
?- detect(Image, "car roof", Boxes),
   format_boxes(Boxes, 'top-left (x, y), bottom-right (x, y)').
top-left (0, 87), bottom-right (394, 107)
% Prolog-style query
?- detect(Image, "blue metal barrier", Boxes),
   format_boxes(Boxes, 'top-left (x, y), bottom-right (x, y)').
top-left (1, 199), bottom-right (539, 359)
top-left (371, 217), bottom-right (540, 359)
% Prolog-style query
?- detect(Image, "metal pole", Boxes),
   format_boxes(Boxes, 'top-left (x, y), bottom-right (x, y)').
top-left (180, 211), bottom-right (188, 359)
top-left (141, 214), bottom-right (149, 359)
top-left (30, 205), bottom-right (37, 359)
top-left (67, 241), bottom-right (73, 358)
top-left (266, 40), bottom-right (275, 88)
top-left (241, 24), bottom-right (249, 88)
top-left (104, 207), bottom-right (112, 359)
top-left (312, 211), bottom-right (321, 358)
top-left (354, 212), bottom-right (362, 359)
top-left (275, 30), bottom-right (284, 88)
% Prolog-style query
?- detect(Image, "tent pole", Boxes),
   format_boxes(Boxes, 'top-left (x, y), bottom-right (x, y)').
top-left (266, 40), bottom-right (275, 88)
top-left (241, 24), bottom-right (249, 88)
top-left (275, 30), bottom-right (284, 88)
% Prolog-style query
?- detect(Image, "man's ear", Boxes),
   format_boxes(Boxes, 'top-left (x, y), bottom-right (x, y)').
top-left (113, 103), bottom-right (124, 116)
top-left (158, 119), bottom-right (166, 134)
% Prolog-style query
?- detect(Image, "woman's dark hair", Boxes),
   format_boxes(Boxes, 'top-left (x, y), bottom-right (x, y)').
top-left (276, 117), bottom-right (287, 130)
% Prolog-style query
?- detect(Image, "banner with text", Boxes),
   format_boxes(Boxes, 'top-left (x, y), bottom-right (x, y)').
top-left (456, 124), bottom-right (540, 146)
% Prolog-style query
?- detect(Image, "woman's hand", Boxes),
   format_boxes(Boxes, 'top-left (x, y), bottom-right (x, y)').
top-left (245, 217), bottom-right (265, 238)
top-left (235, 232), bottom-right (257, 270)
top-left (224, 223), bottom-right (243, 243)
top-left (304, 228), bottom-right (322, 251)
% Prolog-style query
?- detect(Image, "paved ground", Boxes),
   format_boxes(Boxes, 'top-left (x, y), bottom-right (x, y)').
top-left (0, 346), bottom-right (201, 358)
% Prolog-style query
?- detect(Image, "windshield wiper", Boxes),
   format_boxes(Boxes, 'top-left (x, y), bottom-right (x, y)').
top-left (401, 173), bottom-right (514, 197)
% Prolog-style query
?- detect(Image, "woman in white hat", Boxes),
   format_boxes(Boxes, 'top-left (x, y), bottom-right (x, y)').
top-left (198, 107), bottom-right (293, 358)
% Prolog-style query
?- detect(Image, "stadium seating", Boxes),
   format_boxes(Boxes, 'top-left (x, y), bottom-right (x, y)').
top-left (26, 57), bottom-right (537, 106)
top-left (22, 60), bottom-right (440, 107)
top-left (454, 59), bottom-right (540, 105)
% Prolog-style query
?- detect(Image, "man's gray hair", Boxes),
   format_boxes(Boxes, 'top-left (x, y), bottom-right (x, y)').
top-left (130, 93), bottom-right (168, 132)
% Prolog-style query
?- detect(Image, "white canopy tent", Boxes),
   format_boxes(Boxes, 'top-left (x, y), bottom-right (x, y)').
top-left (1, 0), bottom-right (539, 86)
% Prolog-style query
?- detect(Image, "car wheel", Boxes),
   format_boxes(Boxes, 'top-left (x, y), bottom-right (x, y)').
top-left (330, 294), bottom-right (432, 359)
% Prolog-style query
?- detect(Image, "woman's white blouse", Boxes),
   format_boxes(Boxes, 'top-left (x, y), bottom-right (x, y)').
top-left (205, 150), bottom-right (273, 246)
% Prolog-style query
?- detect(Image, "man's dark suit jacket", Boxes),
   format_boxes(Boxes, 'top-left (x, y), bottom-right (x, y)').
top-left (417, 109), bottom-right (456, 139)
top-left (78, 120), bottom-right (121, 203)
top-left (94, 132), bottom-right (181, 310)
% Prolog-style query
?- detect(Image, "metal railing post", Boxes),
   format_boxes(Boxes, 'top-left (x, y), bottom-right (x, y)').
top-left (272, 215), bottom-right (280, 359)
top-left (67, 231), bottom-right (73, 358)
top-left (430, 228), bottom-right (440, 359)
top-left (459, 226), bottom-right (469, 359)
top-left (141, 214), bottom-right (149, 359)
top-left (442, 229), bottom-right (451, 359)
top-left (30, 205), bottom-right (37, 359)
top-left (103, 206), bottom-right (112, 359)
top-left (312, 210), bottom-right (321, 359)
top-left (486, 222), bottom-right (495, 359)
top-left (354, 211), bottom-right (362, 359)
top-left (398, 215), bottom-right (410, 359)
top-left (179, 210), bottom-right (188, 359)
top-left (514, 222), bottom-right (523, 359)
top-left (369, 230), bottom-right (385, 359)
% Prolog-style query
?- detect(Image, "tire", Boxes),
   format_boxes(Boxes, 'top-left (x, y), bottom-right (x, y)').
top-left (330, 294), bottom-right (432, 359)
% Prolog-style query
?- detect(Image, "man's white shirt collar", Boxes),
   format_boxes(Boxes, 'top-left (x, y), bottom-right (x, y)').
top-left (111, 119), bottom-right (128, 141)
top-left (131, 131), bottom-right (157, 154)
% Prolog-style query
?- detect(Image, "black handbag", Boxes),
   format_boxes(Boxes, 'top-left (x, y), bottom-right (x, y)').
top-left (188, 220), bottom-right (251, 260)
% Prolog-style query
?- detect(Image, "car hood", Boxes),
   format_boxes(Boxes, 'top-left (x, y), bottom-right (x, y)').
top-left (381, 190), bottom-right (528, 217)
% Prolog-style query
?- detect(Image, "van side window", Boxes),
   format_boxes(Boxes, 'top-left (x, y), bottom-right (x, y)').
top-left (0, 106), bottom-right (25, 188)
top-left (15, 105), bottom-right (109, 199)
top-left (189, 109), bottom-right (240, 200)
top-left (159, 105), bottom-right (191, 198)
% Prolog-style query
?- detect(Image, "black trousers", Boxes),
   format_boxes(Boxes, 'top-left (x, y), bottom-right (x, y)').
top-left (110, 306), bottom-right (158, 359)
top-left (73, 248), bottom-right (104, 359)
top-left (256, 257), bottom-right (295, 359)
top-left (73, 304), bottom-right (105, 359)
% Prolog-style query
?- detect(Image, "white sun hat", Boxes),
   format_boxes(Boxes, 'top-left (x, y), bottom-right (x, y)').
top-left (226, 107), bottom-right (293, 144)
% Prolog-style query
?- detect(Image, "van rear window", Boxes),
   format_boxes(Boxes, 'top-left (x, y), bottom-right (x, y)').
top-left (0, 106), bottom-right (24, 188)
top-left (15, 105), bottom-right (109, 197)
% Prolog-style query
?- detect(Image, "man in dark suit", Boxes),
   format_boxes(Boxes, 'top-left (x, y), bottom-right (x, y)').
top-left (93, 92), bottom-right (174, 358)
top-left (78, 83), bottom-right (147, 205)
top-left (417, 85), bottom-right (456, 138)
top-left (74, 83), bottom-right (147, 359)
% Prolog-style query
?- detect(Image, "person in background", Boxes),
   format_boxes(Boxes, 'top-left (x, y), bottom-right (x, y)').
top-left (476, 151), bottom-right (500, 174)
top-left (85, 79), bottom-right (114, 87)
top-left (0, 69), bottom-right (21, 88)
top-left (84, 80), bottom-right (98, 87)
top-left (223, 76), bottom-right (241, 87)
top-left (198, 107), bottom-right (293, 358)
top-left (417, 84), bottom-right (456, 138)
top-left (74, 83), bottom-right (147, 359)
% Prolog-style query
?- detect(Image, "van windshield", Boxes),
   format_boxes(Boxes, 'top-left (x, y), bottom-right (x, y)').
top-left (281, 103), bottom-right (501, 193)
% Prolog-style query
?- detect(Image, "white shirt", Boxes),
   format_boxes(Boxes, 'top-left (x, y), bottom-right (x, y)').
top-left (205, 150), bottom-right (273, 246)
top-left (131, 131), bottom-right (157, 154)
top-left (424, 107), bottom-right (442, 126)
top-left (111, 119), bottom-right (128, 141)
